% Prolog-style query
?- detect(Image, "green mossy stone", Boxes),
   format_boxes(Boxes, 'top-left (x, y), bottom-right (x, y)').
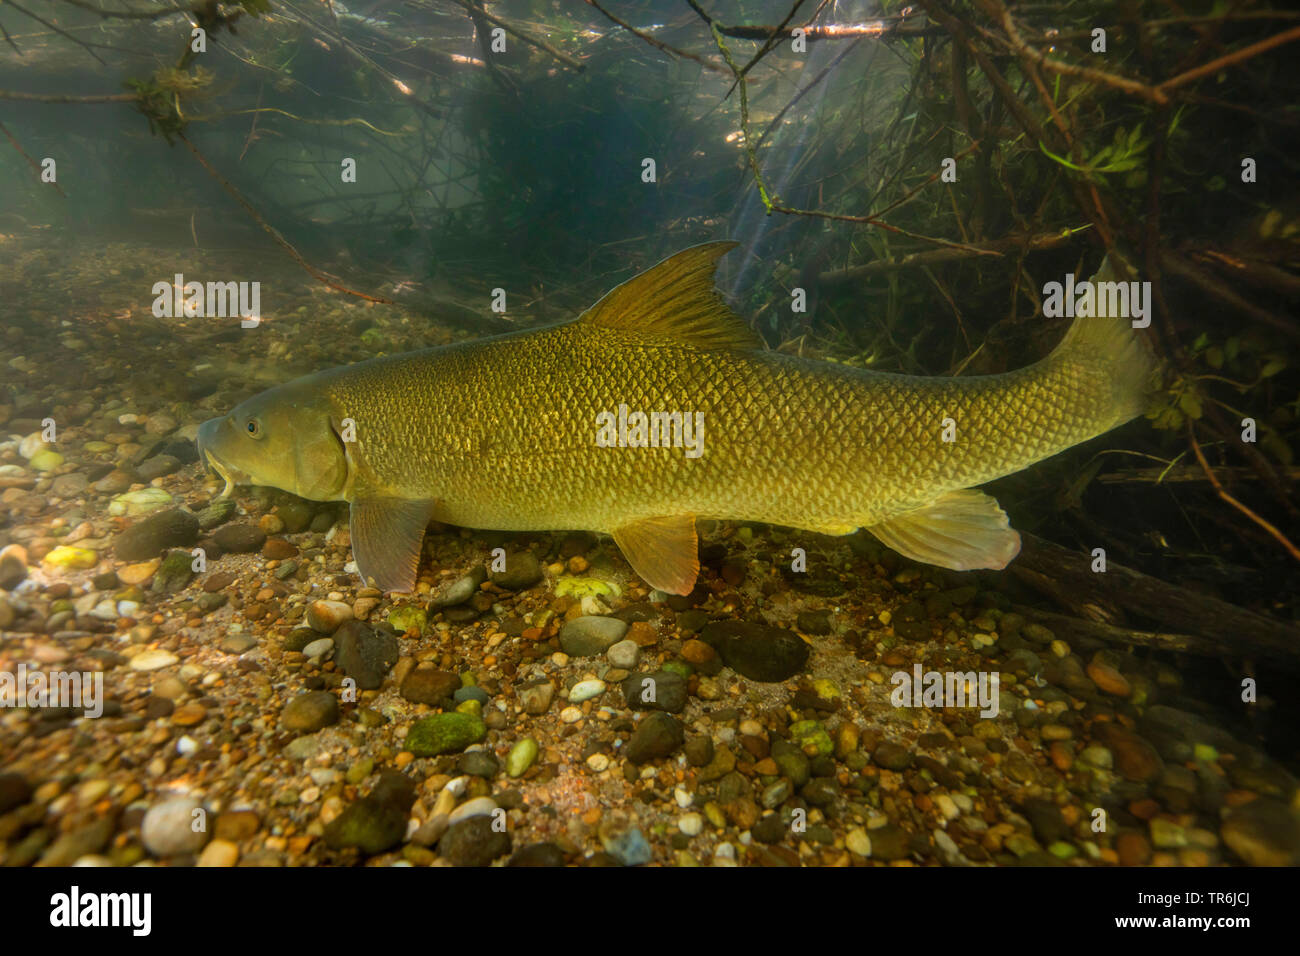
top-left (405, 712), bottom-right (486, 757)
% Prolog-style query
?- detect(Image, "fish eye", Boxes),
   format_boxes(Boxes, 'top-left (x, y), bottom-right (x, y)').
top-left (245, 418), bottom-right (262, 438)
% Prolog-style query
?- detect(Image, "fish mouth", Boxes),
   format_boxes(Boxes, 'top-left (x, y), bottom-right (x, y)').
top-left (196, 418), bottom-right (250, 498)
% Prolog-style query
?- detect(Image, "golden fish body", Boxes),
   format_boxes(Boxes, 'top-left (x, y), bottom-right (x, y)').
top-left (197, 243), bottom-right (1155, 593)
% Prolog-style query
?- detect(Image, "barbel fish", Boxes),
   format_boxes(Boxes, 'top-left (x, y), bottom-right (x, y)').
top-left (196, 242), bottom-right (1155, 594)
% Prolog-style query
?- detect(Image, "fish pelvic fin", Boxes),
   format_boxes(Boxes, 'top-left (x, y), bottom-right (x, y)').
top-left (349, 497), bottom-right (437, 593)
top-left (612, 514), bottom-right (700, 595)
top-left (1051, 251), bottom-right (1160, 426)
top-left (868, 490), bottom-right (1021, 571)
top-left (578, 242), bottom-right (763, 351)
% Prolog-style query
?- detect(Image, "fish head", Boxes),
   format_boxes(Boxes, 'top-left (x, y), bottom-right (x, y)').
top-left (196, 380), bottom-right (348, 502)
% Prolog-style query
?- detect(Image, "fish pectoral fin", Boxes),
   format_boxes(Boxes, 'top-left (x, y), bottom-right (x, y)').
top-left (348, 496), bottom-right (437, 593)
top-left (612, 514), bottom-right (700, 595)
top-left (868, 490), bottom-right (1022, 571)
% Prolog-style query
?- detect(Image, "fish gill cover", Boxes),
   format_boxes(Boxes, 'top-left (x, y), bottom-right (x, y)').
top-left (0, 0), bottom-right (1298, 896)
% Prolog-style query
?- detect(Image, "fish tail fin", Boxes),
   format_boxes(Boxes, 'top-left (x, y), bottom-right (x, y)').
top-left (1050, 251), bottom-right (1160, 426)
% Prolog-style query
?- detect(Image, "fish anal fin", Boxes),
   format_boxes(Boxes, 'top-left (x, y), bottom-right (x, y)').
top-left (349, 497), bottom-right (437, 593)
top-left (612, 515), bottom-right (700, 595)
top-left (579, 242), bottom-right (762, 351)
top-left (868, 490), bottom-right (1021, 571)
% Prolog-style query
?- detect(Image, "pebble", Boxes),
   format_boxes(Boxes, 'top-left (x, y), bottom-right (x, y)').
top-left (218, 632), bottom-right (257, 654)
top-left (559, 616), bottom-right (629, 657)
top-left (626, 712), bottom-right (685, 764)
top-left (323, 771), bottom-right (416, 855)
top-left (141, 796), bottom-right (210, 857)
top-left (872, 740), bottom-right (913, 771)
top-left (93, 469), bottom-right (134, 494)
top-left (114, 508), bottom-right (199, 560)
top-left (400, 668), bottom-right (460, 705)
top-left (518, 680), bottom-right (555, 715)
top-left (559, 706), bottom-right (584, 723)
top-left (333, 620), bottom-right (400, 690)
top-left (307, 600), bottom-right (354, 633)
top-left (599, 821), bottom-right (651, 866)
top-left (116, 560), bottom-right (160, 585)
top-left (1096, 724), bottom-right (1162, 782)
top-left (488, 551), bottom-right (543, 590)
top-left (507, 738), bottom-right (539, 777)
top-left (43, 545), bottom-right (99, 569)
top-left (405, 712), bottom-right (486, 757)
top-left (136, 454), bottom-right (181, 481)
top-left (196, 498), bottom-right (235, 530)
top-left (700, 620), bottom-right (809, 682)
top-left (678, 813), bottom-right (703, 837)
top-left (152, 550), bottom-right (195, 593)
top-left (439, 816), bottom-right (511, 866)
top-left (845, 828), bottom-right (872, 857)
top-left (130, 649), bottom-right (179, 672)
top-left (568, 679), bottom-right (606, 703)
top-left (108, 487), bottom-right (173, 517)
top-left (280, 691), bottom-right (339, 733)
top-left (448, 796), bottom-right (498, 824)
top-left (215, 810), bottom-right (261, 841)
top-left (302, 638), bottom-right (334, 660)
top-left (171, 703), bottom-right (207, 727)
top-left (153, 676), bottom-right (188, 699)
top-left (430, 568), bottom-right (485, 608)
top-left (606, 639), bottom-right (640, 669)
top-left (212, 523), bottom-right (266, 554)
top-left (619, 670), bottom-right (688, 714)
top-left (1087, 654), bottom-right (1133, 697)
top-left (0, 544), bottom-right (28, 588)
top-left (1220, 798), bottom-right (1300, 866)
top-left (934, 794), bottom-right (960, 820)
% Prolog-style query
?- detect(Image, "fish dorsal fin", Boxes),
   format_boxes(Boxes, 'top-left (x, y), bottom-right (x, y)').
top-left (868, 490), bottom-right (1022, 571)
top-left (579, 241), bottom-right (763, 351)
top-left (612, 514), bottom-right (700, 595)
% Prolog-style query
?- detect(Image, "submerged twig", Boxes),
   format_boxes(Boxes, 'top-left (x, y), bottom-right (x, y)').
top-left (0, 120), bottom-right (68, 198)
top-left (1188, 423), bottom-right (1300, 563)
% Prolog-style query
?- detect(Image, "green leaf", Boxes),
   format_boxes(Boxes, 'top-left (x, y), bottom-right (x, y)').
top-left (1261, 357), bottom-right (1287, 378)
top-left (1178, 390), bottom-right (1203, 419)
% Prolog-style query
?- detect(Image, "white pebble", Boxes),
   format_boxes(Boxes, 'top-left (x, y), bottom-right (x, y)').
top-left (606, 639), bottom-right (639, 669)
top-left (568, 679), bottom-right (606, 703)
top-left (302, 638), bottom-right (334, 660)
top-left (141, 796), bottom-right (208, 857)
top-left (678, 813), bottom-right (703, 837)
top-left (130, 649), bottom-right (179, 672)
top-left (448, 796), bottom-right (498, 824)
top-left (845, 828), bottom-right (872, 857)
top-left (559, 706), bottom-right (583, 723)
top-left (674, 787), bottom-right (693, 809)
top-left (935, 794), bottom-right (960, 820)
